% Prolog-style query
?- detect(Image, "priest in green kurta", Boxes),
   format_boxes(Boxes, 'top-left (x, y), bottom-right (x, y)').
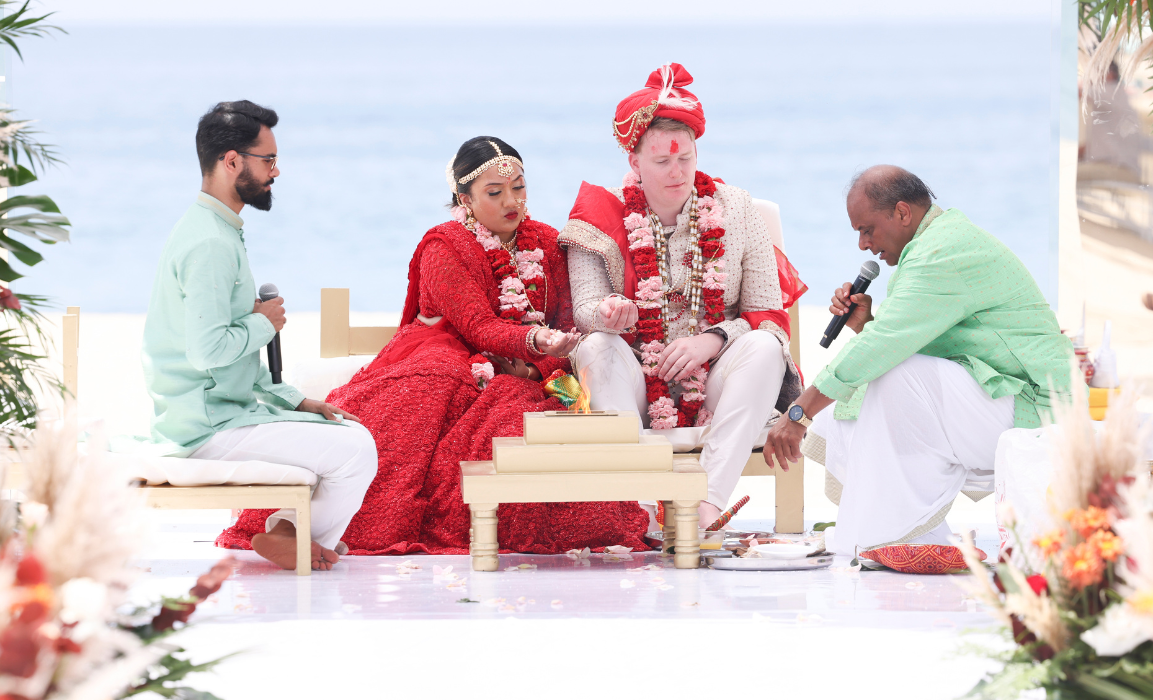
top-left (763, 165), bottom-right (1073, 555)
top-left (142, 100), bottom-right (376, 571)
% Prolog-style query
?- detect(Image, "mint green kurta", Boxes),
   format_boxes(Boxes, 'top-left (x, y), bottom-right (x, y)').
top-left (141, 193), bottom-right (328, 455)
top-left (812, 205), bottom-right (1073, 429)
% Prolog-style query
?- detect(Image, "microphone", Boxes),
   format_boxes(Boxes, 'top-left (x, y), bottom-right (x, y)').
top-left (258, 282), bottom-right (284, 384)
top-left (820, 261), bottom-right (880, 348)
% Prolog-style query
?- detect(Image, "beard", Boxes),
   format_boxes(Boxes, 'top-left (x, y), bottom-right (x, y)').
top-left (235, 165), bottom-right (274, 211)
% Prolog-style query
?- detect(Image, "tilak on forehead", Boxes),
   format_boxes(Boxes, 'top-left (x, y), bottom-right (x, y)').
top-left (613, 62), bottom-right (706, 153)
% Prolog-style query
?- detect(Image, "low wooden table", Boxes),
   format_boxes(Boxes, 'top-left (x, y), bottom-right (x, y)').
top-left (460, 455), bottom-right (708, 571)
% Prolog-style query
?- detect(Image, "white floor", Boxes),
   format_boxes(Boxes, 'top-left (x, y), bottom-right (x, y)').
top-left (135, 509), bottom-right (1008, 700)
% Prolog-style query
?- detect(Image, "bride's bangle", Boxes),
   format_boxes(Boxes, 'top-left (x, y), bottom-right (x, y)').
top-left (526, 327), bottom-right (544, 355)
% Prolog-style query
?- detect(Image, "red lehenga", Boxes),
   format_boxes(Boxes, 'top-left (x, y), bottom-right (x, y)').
top-left (216, 218), bottom-right (650, 555)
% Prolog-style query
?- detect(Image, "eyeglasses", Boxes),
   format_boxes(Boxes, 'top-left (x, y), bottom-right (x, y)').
top-left (219, 152), bottom-right (278, 169)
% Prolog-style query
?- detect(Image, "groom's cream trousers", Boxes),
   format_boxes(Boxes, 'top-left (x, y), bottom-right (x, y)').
top-left (573, 330), bottom-right (786, 508)
top-left (192, 421), bottom-right (377, 549)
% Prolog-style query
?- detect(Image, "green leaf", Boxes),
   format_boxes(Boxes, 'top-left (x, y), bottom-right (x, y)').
top-left (0, 257), bottom-right (25, 282)
top-left (0, 164), bottom-right (36, 187)
top-left (1075, 673), bottom-right (1153, 700)
top-left (0, 194), bottom-right (63, 214)
top-left (812, 521), bottom-right (836, 532)
top-left (0, 233), bottom-right (44, 266)
top-left (997, 563), bottom-right (1021, 595)
top-left (456, 597), bottom-right (479, 603)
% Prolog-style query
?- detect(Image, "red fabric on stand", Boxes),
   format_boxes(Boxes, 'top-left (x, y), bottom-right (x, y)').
top-left (215, 219), bottom-right (648, 555)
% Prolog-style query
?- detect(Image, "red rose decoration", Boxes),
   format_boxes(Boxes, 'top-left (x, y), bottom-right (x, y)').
top-left (15, 556), bottom-right (46, 586)
top-left (0, 624), bottom-right (41, 677)
top-left (0, 288), bottom-right (20, 312)
top-left (1026, 574), bottom-right (1049, 596)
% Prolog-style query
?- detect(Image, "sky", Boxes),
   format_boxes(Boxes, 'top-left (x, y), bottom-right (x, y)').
top-left (36, 0), bottom-right (1052, 24)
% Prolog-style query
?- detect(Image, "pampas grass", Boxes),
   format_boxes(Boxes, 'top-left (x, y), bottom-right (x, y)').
top-left (1047, 368), bottom-right (1145, 518)
top-left (22, 417), bottom-right (145, 588)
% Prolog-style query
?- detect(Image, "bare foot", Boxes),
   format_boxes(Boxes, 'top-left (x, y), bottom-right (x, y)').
top-left (698, 502), bottom-right (723, 529)
top-left (251, 520), bottom-right (338, 571)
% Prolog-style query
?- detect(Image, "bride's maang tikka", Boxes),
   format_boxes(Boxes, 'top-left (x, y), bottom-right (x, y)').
top-left (445, 141), bottom-right (524, 194)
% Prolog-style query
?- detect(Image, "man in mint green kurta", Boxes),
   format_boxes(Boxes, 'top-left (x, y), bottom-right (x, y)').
top-left (763, 165), bottom-right (1073, 554)
top-left (141, 100), bottom-right (375, 571)
top-left (143, 192), bottom-right (327, 452)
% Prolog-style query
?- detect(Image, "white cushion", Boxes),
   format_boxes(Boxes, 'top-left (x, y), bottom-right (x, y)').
top-left (286, 356), bottom-right (375, 402)
top-left (104, 451), bottom-right (317, 487)
top-left (751, 198), bottom-right (786, 252)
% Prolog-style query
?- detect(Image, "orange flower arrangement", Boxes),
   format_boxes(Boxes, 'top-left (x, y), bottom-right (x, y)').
top-left (1033, 529), bottom-right (1065, 557)
top-left (1063, 541), bottom-right (1106, 590)
top-left (1066, 506), bottom-right (1110, 538)
top-left (1089, 530), bottom-right (1124, 562)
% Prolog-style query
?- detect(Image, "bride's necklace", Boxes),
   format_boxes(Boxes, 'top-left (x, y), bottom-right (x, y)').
top-left (454, 207), bottom-right (548, 325)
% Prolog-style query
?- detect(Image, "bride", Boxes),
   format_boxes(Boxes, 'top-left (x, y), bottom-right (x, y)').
top-left (217, 137), bottom-right (651, 555)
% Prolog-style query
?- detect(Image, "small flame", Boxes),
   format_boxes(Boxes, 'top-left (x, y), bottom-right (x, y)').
top-left (570, 368), bottom-right (592, 414)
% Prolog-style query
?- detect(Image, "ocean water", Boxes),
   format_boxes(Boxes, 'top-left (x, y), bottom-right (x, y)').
top-left (12, 21), bottom-right (1051, 315)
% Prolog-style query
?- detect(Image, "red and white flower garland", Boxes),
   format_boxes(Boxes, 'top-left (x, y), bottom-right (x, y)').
top-left (622, 171), bottom-right (726, 429)
top-left (451, 206), bottom-right (547, 324)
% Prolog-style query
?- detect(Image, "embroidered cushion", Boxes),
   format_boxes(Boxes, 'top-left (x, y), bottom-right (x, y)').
top-left (860, 544), bottom-right (985, 575)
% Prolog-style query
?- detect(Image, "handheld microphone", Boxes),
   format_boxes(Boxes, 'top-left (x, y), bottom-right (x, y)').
top-left (820, 261), bottom-right (880, 349)
top-left (258, 282), bottom-right (284, 384)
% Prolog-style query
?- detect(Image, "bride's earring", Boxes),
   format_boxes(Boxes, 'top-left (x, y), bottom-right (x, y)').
top-left (465, 206), bottom-right (476, 229)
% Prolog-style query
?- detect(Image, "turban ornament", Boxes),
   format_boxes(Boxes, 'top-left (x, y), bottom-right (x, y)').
top-left (613, 63), bottom-right (706, 153)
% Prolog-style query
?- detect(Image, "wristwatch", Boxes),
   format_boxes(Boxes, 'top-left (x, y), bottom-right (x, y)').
top-left (786, 403), bottom-right (812, 428)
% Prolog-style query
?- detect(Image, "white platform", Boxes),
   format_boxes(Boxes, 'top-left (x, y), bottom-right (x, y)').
top-left (133, 510), bottom-right (1006, 699)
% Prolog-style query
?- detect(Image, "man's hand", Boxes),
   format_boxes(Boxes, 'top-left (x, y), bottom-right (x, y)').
top-left (534, 327), bottom-right (581, 358)
top-left (598, 296), bottom-right (638, 331)
top-left (254, 297), bottom-right (286, 333)
top-left (830, 283), bottom-right (873, 335)
top-left (297, 398), bottom-right (361, 423)
top-left (763, 417), bottom-right (806, 473)
top-left (656, 332), bottom-right (724, 382)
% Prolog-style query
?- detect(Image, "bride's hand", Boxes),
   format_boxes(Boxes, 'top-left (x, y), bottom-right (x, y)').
top-left (534, 327), bottom-right (580, 358)
top-left (486, 354), bottom-right (541, 381)
top-left (598, 296), bottom-right (638, 331)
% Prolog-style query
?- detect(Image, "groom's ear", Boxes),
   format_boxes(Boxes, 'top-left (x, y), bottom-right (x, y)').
top-left (627, 150), bottom-right (642, 176)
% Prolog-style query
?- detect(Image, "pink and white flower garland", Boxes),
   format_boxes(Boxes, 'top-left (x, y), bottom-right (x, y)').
top-left (621, 170), bottom-right (727, 429)
top-left (451, 205), bottom-right (547, 324)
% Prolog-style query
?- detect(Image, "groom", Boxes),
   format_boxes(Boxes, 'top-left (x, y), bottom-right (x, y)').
top-left (142, 100), bottom-right (376, 571)
top-left (560, 64), bottom-right (805, 526)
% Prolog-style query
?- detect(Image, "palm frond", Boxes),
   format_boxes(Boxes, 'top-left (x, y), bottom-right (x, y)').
top-left (0, 0), bottom-right (64, 62)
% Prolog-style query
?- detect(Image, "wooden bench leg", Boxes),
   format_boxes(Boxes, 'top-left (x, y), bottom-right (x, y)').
top-left (774, 458), bottom-right (805, 534)
top-left (295, 492), bottom-right (312, 576)
top-left (469, 503), bottom-right (499, 572)
top-left (661, 500), bottom-right (676, 554)
top-left (672, 500), bottom-right (700, 569)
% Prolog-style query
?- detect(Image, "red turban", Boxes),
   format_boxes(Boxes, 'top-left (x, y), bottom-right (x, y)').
top-left (613, 63), bottom-right (705, 152)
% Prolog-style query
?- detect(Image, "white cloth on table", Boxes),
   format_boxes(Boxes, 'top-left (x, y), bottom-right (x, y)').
top-left (812, 353), bottom-right (1014, 556)
top-left (191, 420), bottom-right (377, 549)
top-left (572, 329), bottom-right (785, 508)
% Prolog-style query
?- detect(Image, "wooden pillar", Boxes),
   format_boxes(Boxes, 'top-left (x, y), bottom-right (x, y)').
top-left (469, 503), bottom-right (499, 571)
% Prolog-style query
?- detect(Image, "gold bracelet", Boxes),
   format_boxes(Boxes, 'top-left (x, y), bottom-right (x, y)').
top-left (526, 327), bottom-right (542, 355)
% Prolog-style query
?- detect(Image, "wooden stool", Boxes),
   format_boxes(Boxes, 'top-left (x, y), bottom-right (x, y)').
top-left (460, 455), bottom-right (708, 571)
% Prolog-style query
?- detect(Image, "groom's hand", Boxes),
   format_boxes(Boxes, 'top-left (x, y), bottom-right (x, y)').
top-left (598, 296), bottom-right (638, 331)
top-left (297, 398), bottom-right (362, 423)
top-left (656, 333), bottom-right (723, 382)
